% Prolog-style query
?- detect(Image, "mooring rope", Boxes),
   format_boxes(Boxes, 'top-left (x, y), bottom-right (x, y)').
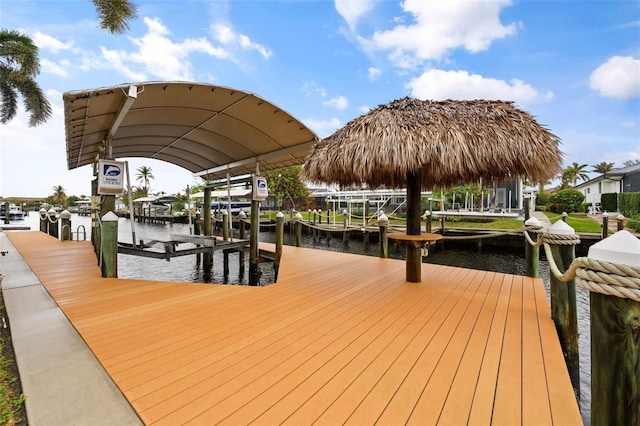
top-left (524, 228), bottom-right (640, 302)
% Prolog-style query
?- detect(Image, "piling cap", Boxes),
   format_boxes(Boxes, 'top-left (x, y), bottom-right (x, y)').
top-left (547, 220), bottom-right (575, 235)
top-left (588, 230), bottom-right (640, 268)
top-left (276, 211), bottom-right (284, 218)
top-left (101, 211), bottom-right (119, 221)
top-left (239, 210), bottom-right (246, 217)
top-left (59, 209), bottom-right (72, 219)
top-left (47, 208), bottom-right (56, 216)
top-left (524, 216), bottom-right (542, 227)
top-left (294, 212), bottom-right (303, 221)
top-left (378, 213), bottom-right (389, 226)
top-left (222, 209), bottom-right (228, 215)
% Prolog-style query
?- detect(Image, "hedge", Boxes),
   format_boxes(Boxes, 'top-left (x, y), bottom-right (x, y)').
top-left (600, 193), bottom-right (617, 212)
top-left (619, 192), bottom-right (640, 216)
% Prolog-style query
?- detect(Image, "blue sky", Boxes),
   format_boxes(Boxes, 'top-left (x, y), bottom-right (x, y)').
top-left (2, 0), bottom-right (639, 198)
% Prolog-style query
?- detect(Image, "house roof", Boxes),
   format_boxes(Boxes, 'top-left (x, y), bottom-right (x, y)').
top-left (63, 82), bottom-right (319, 181)
top-left (574, 163), bottom-right (640, 189)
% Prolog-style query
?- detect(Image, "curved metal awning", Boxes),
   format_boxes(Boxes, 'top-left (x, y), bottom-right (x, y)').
top-left (63, 81), bottom-right (319, 181)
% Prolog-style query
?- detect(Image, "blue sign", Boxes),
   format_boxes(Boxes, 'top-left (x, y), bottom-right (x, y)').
top-left (103, 164), bottom-right (121, 176)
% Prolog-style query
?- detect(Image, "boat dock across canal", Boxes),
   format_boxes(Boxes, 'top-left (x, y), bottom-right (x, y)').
top-left (2, 230), bottom-right (582, 425)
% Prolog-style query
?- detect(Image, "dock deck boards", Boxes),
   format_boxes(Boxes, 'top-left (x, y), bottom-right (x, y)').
top-left (6, 231), bottom-right (582, 425)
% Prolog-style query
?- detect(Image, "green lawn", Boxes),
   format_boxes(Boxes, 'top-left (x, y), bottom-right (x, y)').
top-left (543, 212), bottom-right (602, 233)
top-left (266, 210), bottom-right (602, 233)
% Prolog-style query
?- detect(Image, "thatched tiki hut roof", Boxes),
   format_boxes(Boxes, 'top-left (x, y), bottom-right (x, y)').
top-left (302, 97), bottom-right (561, 189)
top-left (302, 97), bottom-right (562, 283)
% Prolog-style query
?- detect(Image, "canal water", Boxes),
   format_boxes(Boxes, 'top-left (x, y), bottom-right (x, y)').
top-left (13, 213), bottom-right (591, 423)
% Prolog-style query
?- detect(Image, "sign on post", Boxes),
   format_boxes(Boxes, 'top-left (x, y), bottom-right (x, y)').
top-left (253, 176), bottom-right (268, 201)
top-left (97, 160), bottom-right (125, 195)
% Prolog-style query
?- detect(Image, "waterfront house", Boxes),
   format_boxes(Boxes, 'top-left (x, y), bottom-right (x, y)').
top-left (575, 163), bottom-right (640, 207)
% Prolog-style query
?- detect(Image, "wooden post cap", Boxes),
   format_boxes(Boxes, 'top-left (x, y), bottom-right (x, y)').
top-left (101, 211), bottom-right (119, 221)
top-left (547, 219), bottom-right (575, 235)
top-left (588, 230), bottom-right (640, 268)
top-left (525, 216), bottom-right (542, 227)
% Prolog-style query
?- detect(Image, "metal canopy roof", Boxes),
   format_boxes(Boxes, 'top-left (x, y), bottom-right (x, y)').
top-left (63, 81), bottom-right (319, 181)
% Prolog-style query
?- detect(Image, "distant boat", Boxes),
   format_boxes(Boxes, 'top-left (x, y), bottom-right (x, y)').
top-left (211, 200), bottom-right (252, 214)
top-left (1, 203), bottom-right (26, 220)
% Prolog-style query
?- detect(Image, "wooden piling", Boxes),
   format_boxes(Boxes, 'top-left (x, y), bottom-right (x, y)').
top-left (275, 212), bottom-right (284, 278)
top-left (524, 216), bottom-right (542, 278)
top-left (379, 217), bottom-right (388, 259)
top-left (194, 213), bottom-right (201, 264)
top-left (39, 209), bottom-right (47, 233)
top-left (616, 214), bottom-right (625, 232)
top-left (547, 225), bottom-right (580, 405)
top-left (47, 209), bottom-right (58, 239)
top-left (602, 214), bottom-right (609, 239)
top-left (424, 211), bottom-right (432, 234)
top-left (239, 211), bottom-right (246, 239)
top-left (100, 211), bottom-right (118, 278)
top-left (203, 188), bottom-right (212, 269)
top-left (587, 231), bottom-right (640, 425)
top-left (295, 220), bottom-right (302, 247)
top-left (60, 210), bottom-right (72, 241)
top-left (590, 293), bottom-right (640, 426)
top-left (249, 199), bottom-right (260, 286)
top-left (222, 211), bottom-right (229, 241)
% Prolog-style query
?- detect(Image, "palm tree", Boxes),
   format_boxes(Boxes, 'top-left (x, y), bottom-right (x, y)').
top-left (0, 30), bottom-right (52, 127)
top-left (1, 2), bottom-right (136, 127)
top-left (92, 0), bottom-right (138, 34)
top-left (51, 185), bottom-right (67, 206)
top-left (562, 162), bottom-right (590, 187)
top-left (135, 166), bottom-right (154, 188)
top-left (591, 161), bottom-right (614, 174)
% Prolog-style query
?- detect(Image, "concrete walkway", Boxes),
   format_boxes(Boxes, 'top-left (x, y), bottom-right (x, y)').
top-left (531, 210), bottom-right (552, 230)
top-left (0, 231), bottom-right (142, 426)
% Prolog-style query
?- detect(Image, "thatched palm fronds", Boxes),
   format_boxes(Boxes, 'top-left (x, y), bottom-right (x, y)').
top-left (302, 97), bottom-right (562, 189)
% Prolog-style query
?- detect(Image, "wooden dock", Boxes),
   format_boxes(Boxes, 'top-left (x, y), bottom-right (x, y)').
top-left (6, 231), bottom-right (582, 425)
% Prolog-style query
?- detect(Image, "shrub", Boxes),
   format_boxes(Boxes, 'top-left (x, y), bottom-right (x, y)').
top-left (627, 214), bottom-right (640, 233)
top-left (600, 193), bottom-right (617, 212)
top-left (549, 189), bottom-right (585, 213)
top-left (535, 192), bottom-right (550, 207)
top-left (619, 192), bottom-right (640, 216)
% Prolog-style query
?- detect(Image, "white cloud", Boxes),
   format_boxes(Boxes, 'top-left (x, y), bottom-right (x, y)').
top-left (302, 81), bottom-right (327, 98)
top-left (32, 31), bottom-right (74, 53)
top-left (335, 0), bottom-right (376, 31)
top-left (41, 58), bottom-right (70, 77)
top-left (406, 69), bottom-right (553, 104)
top-left (604, 145), bottom-right (640, 166)
top-left (589, 56), bottom-right (640, 100)
top-left (621, 121), bottom-right (637, 128)
top-left (368, 67), bottom-right (381, 81)
top-left (95, 17), bottom-right (233, 81)
top-left (303, 117), bottom-right (342, 138)
top-left (323, 96), bottom-right (349, 110)
top-left (362, 0), bottom-right (517, 68)
top-left (100, 46), bottom-right (148, 81)
top-left (211, 23), bottom-right (272, 59)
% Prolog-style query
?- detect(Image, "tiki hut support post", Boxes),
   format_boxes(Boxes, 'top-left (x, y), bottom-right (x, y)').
top-left (406, 170), bottom-right (423, 282)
